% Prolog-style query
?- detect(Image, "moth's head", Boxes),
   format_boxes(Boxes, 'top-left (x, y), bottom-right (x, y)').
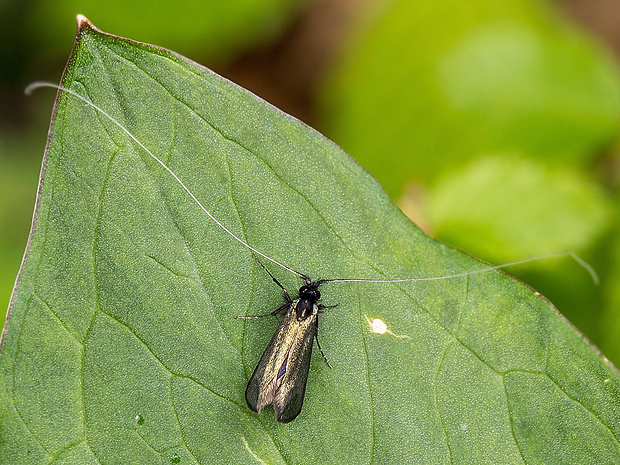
top-left (299, 281), bottom-right (321, 303)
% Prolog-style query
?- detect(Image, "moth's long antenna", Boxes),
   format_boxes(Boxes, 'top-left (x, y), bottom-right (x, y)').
top-left (27, 83), bottom-right (598, 288)
top-left (322, 251), bottom-right (599, 285)
top-left (26, 81), bottom-right (306, 279)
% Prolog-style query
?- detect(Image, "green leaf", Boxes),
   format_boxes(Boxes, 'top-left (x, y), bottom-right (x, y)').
top-left (2, 18), bottom-right (620, 464)
top-left (320, 0), bottom-right (620, 195)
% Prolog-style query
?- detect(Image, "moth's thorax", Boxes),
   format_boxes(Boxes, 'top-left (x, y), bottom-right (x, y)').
top-left (294, 299), bottom-right (319, 321)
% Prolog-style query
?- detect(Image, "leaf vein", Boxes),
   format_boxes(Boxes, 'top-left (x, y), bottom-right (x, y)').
top-left (80, 311), bottom-right (100, 464)
top-left (47, 438), bottom-right (85, 464)
top-left (144, 253), bottom-right (196, 281)
top-left (9, 399), bottom-right (52, 458)
top-left (32, 293), bottom-right (83, 347)
top-left (501, 376), bottom-right (527, 464)
top-left (503, 369), bottom-right (620, 445)
top-left (433, 342), bottom-right (453, 463)
top-left (169, 376), bottom-right (202, 465)
top-left (85, 109), bottom-right (118, 463)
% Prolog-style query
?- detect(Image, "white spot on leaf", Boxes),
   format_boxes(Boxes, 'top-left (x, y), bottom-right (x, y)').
top-left (365, 315), bottom-right (410, 339)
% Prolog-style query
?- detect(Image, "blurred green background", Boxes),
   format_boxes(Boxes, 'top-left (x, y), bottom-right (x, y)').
top-left (1, 0), bottom-right (619, 364)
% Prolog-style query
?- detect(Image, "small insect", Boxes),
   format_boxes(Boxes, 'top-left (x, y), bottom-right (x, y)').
top-left (27, 81), bottom-right (598, 424)
top-left (237, 260), bottom-right (334, 423)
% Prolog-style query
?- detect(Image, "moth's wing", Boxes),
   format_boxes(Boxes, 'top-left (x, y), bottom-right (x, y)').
top-left (273, 314), bottom-right (317, 423)
top-left (245, 303), bottom-right (297, 413)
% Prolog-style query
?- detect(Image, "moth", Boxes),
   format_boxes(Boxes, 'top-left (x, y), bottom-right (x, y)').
top-left (239, 260), bottom-right (333, 423)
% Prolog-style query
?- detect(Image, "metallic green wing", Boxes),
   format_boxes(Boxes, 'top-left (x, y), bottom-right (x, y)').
top-left (245, 300), bottom-right (318, 423)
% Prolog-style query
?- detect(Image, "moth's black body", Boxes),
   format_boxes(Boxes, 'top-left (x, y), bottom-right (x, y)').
top-left (242, 265), bottom-right (331, 423)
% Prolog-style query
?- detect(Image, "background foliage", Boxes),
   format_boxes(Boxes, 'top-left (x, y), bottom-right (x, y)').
top-left (1, 0), bottom-right (619, 368)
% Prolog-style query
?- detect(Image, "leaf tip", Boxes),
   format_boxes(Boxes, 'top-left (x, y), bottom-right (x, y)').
top-left (76, 14), bottom-right (94, 31)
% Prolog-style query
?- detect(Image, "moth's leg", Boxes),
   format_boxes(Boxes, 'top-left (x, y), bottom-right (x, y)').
top-left (318, 303), bottom-right (339, 313)
top-left (253, 255), bottom-right (292, 303)
top-left (235, 302), bottom-right (292, 319)
top-left (271, 301), bottom-right (293, 315)
top-left (314, 318), bottom-right (332, 368)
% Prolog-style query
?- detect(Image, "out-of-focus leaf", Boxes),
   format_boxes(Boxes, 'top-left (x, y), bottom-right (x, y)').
top-left (601, 204), bottom-right (620, 364)
top-left (425, 155), bottom-right (612, 263)
top-left (30, 0), bottom-right (303, 63)
top-left (1, 18), bottom-right (619, 464)
top-left (0, 135), bottom-right (42, 324)
top-left (320, 0), bottom-right (620, 196)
